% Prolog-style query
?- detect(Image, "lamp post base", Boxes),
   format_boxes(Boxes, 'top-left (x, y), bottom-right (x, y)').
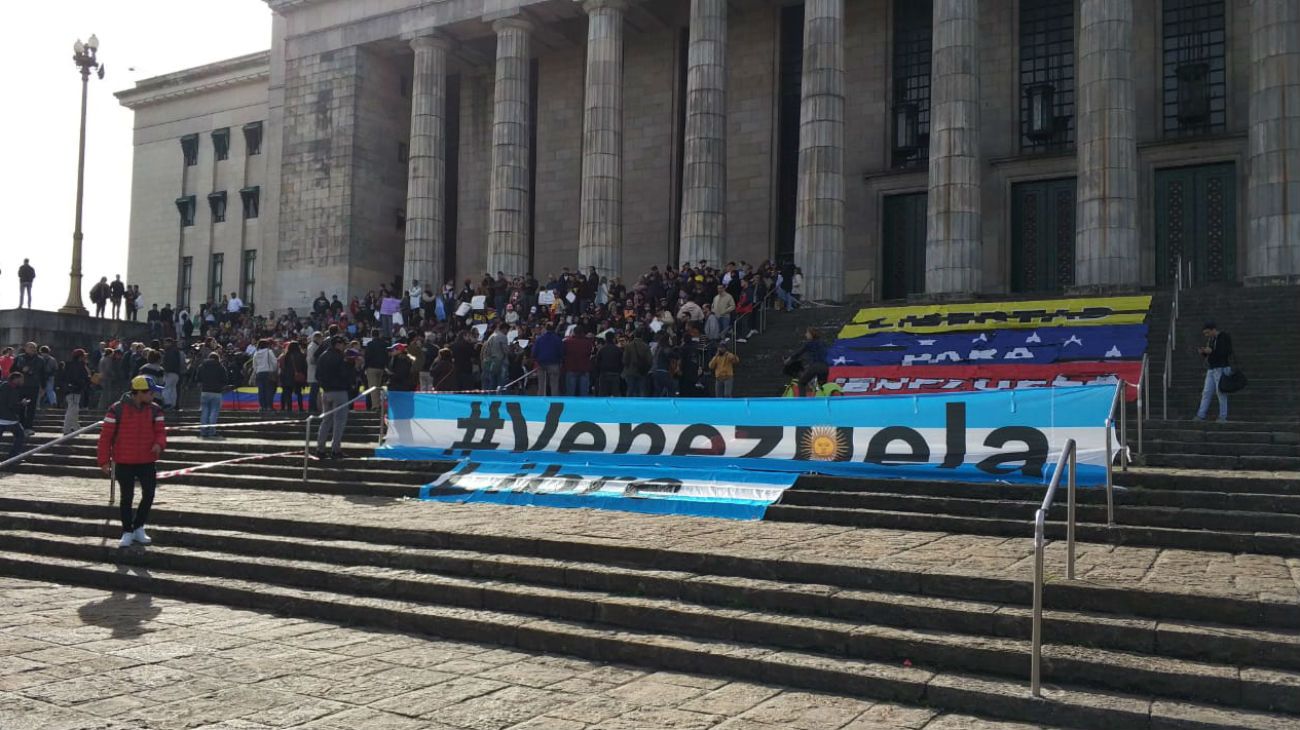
top-left (57, 305), bottom-right (88, 316)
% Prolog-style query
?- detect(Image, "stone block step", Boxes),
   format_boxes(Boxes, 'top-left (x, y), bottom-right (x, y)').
top-left (7, 512), bottom-right (1300, 675)
top-left (2, 491), bottom-right (1295, 631)
top-left (1143, 454), bottom-right (1300, 472)
top-left (14, 552), bottom-right (1298, 730)
top-left (1145, 421), bottom-right (1300, 435)
top-left (764, 504), bottom-right (1300, 556)
top-left (1139, 429), bottom-right (1300, 446)
top-left (777, 490), bottom-right (1300, 531)
top-left (1144, 441), bottom-right (1300, 458)
top-left (2, 533), bottom-right (1299, 724)
top-left (801, 473), bottom-right (1300, 509)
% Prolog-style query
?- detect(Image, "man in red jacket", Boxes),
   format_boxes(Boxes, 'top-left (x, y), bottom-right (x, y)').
top-left (97, 375), bottom-right (167, 548)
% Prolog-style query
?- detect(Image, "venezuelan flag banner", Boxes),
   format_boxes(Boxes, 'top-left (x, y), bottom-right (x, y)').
top-left (837, 295), bottom-right (1152, 338)
top-left (220, 387), bottom-right (367, 411)
top-left (829, 296), bottom-right (1151, 402)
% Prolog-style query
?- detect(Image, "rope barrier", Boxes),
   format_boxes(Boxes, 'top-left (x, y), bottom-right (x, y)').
top-left (157, 451), bottom-right (299, 480)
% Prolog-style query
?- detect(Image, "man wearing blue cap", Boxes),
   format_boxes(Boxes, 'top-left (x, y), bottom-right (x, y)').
top-left (97, 375), bottom-right (167, 548)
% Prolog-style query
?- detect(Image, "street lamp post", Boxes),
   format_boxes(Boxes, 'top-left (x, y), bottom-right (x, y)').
top-left (60, 35), bottom-right (104, 316)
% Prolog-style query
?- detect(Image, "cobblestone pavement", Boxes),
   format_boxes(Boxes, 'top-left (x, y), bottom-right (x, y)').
top-left (1, 472), bottom-right (1297, 606)
top-left (0, 577), bottom-right (1044, 730)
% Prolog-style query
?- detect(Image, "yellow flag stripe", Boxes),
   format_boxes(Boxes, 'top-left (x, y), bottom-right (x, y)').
top-left (838, 296), bottom-right (1152, 337)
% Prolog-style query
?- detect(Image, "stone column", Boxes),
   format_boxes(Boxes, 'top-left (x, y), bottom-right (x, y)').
top-left (487, 18), bottom-right (533, 278)
top-left (1074, 0), bottom-right (1139, 288)
top-left (679, 0), bottom-right (728, 268)
top-left (1247, 0), bottom-right (1300, 283)
top-left (403, 35), bottom-right (450, 289)
top-left (577, 0), bottom-right (626, 279)
top-left (793, 0), bottom-right (846, 302)
top-left (925, 0), bottom-right (981, 296)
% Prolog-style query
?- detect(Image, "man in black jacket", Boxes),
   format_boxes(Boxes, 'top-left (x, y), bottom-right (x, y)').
top-left (1196, 322), bottom-right (1234, 422)
top-left (315, 336), bottom-right (352, 459)
top-left (17, 259), bottom-right (34, 309)
top-left (12, 343), bottom-right (45, 431)
top-left (0, 372), bottom-right (29, 464)
top-left (62, 349), bottom-right (91, 435)
top-left (363, 331), bottom-right (389, 410)
top-left (197, 352), bottom-right (227, 438)
top-left (161, 338), bottom-right (183, 411)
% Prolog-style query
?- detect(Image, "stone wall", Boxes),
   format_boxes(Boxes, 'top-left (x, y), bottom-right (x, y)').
top-left (533, 45), bottom-right (585, 280)
top-left (0, 310), bottom-right (150, 356)
top-left (455, 71), bottom-right (494, 285)
top-left (350, 47), bottom-right (413, 297)
top-left (620, 24), bottom-right (679, 279)
top-left (275, 48), bottom-right (359, 305)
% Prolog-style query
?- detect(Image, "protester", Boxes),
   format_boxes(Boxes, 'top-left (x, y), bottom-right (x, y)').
top-left (17, 259), bottom-right (35, 309)
top-left (278, 340), bottom-right (308, 412)
top-left (162, 338), bottom-right (184, 410)
top-left (314, 336), bottom-right (351, 459)
top-left (90, 277), bottom-right (110, 318)
top-left (252, 339), bottom-right (278, 413)
top-left (196, 352), bottom-right (226, 438)
top-left (387, 343), bottom-right (417, 391)
top-left (62, 349), bottom-right (91, 434)
top-left (97, 375), bottom-right (167, 549)
top-left (305, 331), bottom-right (324, 412)
top-left (0, 373), bottom-right (28, 465)
top-left (38, 345), bottom-right (58, 407)
top-left (563, 325), bottom-right (595, 397)
top-left (533, 323), bottom-right (563, 396)
top-left (708, 343), bottom-right (740, 398)
top-left (787, 327), bottom-right (828, 397)
top-left (1196, 321), bottom-right (1234, 423)
top-left (429, 347), bottom-right (455, 391)
top-left (621, 328), bottom-right (651, 397)
top-left (481, 323), bottom-right (510, 392)
top-left (109, 276), bottom-right (126, 320)
top-left (12, 343), bottom-right (44, 432)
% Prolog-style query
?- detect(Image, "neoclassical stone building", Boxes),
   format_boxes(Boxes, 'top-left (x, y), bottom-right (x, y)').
top-left (118, 0), bottom-right (1300, 313)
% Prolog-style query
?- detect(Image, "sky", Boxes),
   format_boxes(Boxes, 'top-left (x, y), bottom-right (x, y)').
top-left (0, 0), bottom-right (272, 311)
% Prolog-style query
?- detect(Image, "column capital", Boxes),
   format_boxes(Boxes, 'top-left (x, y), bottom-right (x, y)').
top-left (408, 34), bottom-right (451, 53)
top-left (491, 16), bottom-right (534, 35)
top-left (577, 0), bottom-right (627, 15)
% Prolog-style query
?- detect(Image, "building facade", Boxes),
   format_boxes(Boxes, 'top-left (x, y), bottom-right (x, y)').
top-left (118, 0), bottom-right (1300, 314)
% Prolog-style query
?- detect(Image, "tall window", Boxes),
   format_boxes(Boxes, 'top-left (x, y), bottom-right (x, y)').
top-left (209, 253), bottom-right (224, 303)
top-left (175, 196), bottom-right (196, 227)
top-left (1019, 0), bottom-right (1075, 153)
top-left (179, 256), bottom-right (193, 311)
top-left (1163, 0), bottom-right (1227, 138)
top-left (243, 121), bottom-right (263, 156)
top-left (212, 128), bottom-right (230, 162)
top-left (208, 192), bottom-right (227, 223)
top-left (180, 134), bottom-right (198, 166)
top-left (891, 0), bottom-right (933, 169)
top-left (240, 186), bottom-right (260, 220)
top-left (241, 250), bottom-right (257, 305)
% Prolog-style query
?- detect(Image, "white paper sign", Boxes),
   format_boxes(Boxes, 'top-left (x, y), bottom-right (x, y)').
top-left (566, 325), bottom-right (577, 337)
top-left (565, 292), bottom-right (577, 304)
top-left (471, 295), bottom-right (487, 311)
top-left (650, 320), bottom-right (664, 333)
top-left (515, 339), bottom-right (529, 349)
top-left (538, 291), bottom-right (555, 306)
top-left (508, 330), bottom-right (519, 343)
top-left (473, 324), bottom-right (488, 340)
top-left (455, 302), bottom-right (471, 317)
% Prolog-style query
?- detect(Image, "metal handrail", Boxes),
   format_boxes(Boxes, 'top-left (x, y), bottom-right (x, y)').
top-left (1136, 353), bottom-right (1148, 455)
top-left (1162, 254), bottom-right (1183, 421)
top-left (0, 419), bottom-right (104, 470)
top-left (1030, 438), bottom-right (1078, 697)
top-left (302, 386), bottom-right (378, 481)
top-left (497, 369), bottom-right (533, 393)
top-left (1103, 382), bottom-right (1123, 523)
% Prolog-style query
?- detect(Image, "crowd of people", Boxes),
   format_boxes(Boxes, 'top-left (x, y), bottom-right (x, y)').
top-left (1, 259), bottom-right (809, 462)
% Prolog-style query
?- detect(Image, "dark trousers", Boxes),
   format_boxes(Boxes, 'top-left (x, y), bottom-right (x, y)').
top-left (1, 422), bottom-right (25, 462)
top-left (308, 383), bottom-right (320, 412)
top-left (18, 388), bottom-right (38, 429)
top-left (116, 463), bottom-right (157, 533)
top-left (256, 372), bottom-right (276, 410)
top-left (597, 372), bottom-right (622, 397)
top-left (280, 383), bottom-right (305, 411)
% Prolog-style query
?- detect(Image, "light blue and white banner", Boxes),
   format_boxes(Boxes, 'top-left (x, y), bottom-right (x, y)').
top-left (422, 461), bottom-right (799, 520)
top-left (383, 385), bottom-right (1116, 486)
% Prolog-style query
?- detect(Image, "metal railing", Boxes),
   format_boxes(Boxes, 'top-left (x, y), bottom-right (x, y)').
top-left (1136, 353), bottom-right (1149, 455)
top-left (1030, 438), bottom-right (1078, 697)
top-left (302, 386), bottom-right (378, 482)
top-left (497, 369), bottom-right (533, 393)
top-left (0, 419), bottom-right (104, 471)
top-left (1162, 254), bottom-right (1184, 421)
top-left (1104, 382), bottom-right (1123, 522)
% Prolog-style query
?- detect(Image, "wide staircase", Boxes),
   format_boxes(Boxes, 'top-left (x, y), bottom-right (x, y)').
top-left (3, 402), bottom-right (1300, 727)
top-left (734, 301), bottom-right (862, 397)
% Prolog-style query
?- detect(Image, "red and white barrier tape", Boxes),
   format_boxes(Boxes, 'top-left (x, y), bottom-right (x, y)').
top-left (157, 451), bottom-right (298, 480)
top-left (167, 419), bottom-right (306, 431)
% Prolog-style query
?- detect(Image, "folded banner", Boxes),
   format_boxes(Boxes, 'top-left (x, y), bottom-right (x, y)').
top-left (422, 461), bottom-right (799, 520)
top-left (828, 325), bottom-right (1149, 367)
top-left (383, 386), bottom-right (1116, 486)
top-left (830, 362), bottom-right (1142, 401)
top-left (222, 387), bottom-right (367, 411)
top-left (838, 296), bottom-right (1152, 338)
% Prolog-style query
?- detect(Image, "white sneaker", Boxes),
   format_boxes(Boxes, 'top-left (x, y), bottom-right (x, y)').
top-left (118, 532), bottom-right (134, 548)
top-left (132, 528), bottom-right (152, 546)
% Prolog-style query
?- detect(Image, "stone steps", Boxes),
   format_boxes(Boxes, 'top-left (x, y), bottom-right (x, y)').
top-left (0, 511), bottom-right (1298, 728)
